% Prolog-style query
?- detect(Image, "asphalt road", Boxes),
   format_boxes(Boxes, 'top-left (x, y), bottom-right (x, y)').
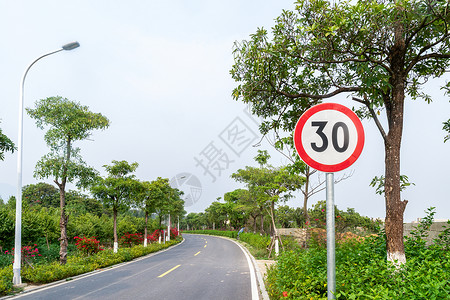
top-left (11, 234), bottom-right (257, 300)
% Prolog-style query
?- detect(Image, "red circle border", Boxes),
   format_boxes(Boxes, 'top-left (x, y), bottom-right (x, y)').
top-left (293, 103), bottom-right (365, 172)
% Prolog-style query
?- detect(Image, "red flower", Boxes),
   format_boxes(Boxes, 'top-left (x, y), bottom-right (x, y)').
top-left (282, 291), bottom-right (288, 297)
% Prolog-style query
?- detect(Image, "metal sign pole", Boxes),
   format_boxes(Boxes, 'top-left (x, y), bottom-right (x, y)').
top-left (326, 172), bottom-right (336, 299)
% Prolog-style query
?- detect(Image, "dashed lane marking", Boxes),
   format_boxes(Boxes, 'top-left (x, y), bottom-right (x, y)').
top-left (158, 265), bottom-right (181, 278)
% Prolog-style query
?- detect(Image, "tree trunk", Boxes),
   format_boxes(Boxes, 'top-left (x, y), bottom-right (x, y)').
top-left (259, 209), bottom-right (264, 234)
top-left (58, 186), bottom-right (68, 265)
top-left (384, 98), bottom-right (408, 264)
top-left (384, 15), bottom-right (408, 265)
top-left (113, 206), bottom-right (118, 253)
top-left (58, 137), bottom-right (71, 265)
top-left (270, 201), bottom-right (276, 236)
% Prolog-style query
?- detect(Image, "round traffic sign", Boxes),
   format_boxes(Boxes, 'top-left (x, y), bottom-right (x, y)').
top-left (293, 103), bottom-right (364, 172)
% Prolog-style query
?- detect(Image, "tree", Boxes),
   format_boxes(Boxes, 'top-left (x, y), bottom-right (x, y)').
top-left (137, 180), bottom-right (158, 246)
top-left (276, 205), bottom-right (305, 228)
top-left (232, 151), bottom-right (304, 251)
top-left (65, 191), bottom-right (104, 217)
top-left (0, 120), bottom-right (15, 161)
top-left (91, 160), bottom-right (141, 252)
top-left (185, 212), bottom-right (206, 230)
top-left (224, 189), bottom-right (257, 230)
top-left (205, 201), bottom-right (228, 230)
top-left (27, 96), bottom-right (109, 264)
top-left (22, 182), bottom-right (59, 208)
top-left (136, 178), bottom-right (184, 246)
top-left (153, 182), bottom-right (184, 230)
top-left (230, 0), bottom-right (450, 264)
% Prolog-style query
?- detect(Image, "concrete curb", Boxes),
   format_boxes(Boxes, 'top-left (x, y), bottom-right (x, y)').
top-left (1, 239), bottom-right (185, 299)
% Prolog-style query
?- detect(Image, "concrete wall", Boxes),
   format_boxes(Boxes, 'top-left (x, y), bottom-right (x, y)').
top-left (403, 221), bottom-right (449, 244)
top-left (278, 222), bottom-right (449, 245)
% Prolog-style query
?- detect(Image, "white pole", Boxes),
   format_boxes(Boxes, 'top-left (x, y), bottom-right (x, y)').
top-left (167, 214), bottom-right (171, 241)
top-left (13, 42), bottom-right (79, 286)
top-left (326, 173), bottom-right (336, 299)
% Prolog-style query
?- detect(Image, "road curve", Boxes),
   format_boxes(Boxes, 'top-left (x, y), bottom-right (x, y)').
top-left (11, 234), bottom-right (257, 300)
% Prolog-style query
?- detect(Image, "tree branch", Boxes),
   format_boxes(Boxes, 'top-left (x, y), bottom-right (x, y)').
top-left (352, 96), bottom-right (387, 141)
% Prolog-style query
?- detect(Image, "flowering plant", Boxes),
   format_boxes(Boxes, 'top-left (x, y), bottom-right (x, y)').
top-left (5, 244), bottom-right (42, 267)
top-left (74, 236), bottom-right (103, 255)
top-left (148, 230), bottom-right (162, 243)
top-left (119, 233), bottom-right (144, 247)
top-left (170, 228), bottom-right (179, 239)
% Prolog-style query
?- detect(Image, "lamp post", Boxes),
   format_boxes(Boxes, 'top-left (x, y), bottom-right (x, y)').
top-left (13, 41), bottom-right (80, 285)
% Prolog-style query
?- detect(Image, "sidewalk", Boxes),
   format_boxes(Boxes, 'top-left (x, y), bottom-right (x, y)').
top-left (256, 260), bottom-right (275, 278)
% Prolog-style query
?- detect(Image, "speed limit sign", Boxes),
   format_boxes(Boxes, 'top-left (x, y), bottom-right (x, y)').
top-left (293, 103), bottom-right (364, 172)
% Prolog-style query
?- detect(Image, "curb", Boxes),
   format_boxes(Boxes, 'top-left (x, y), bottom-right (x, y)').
top-left (235, 240), bottom-right (270, 300)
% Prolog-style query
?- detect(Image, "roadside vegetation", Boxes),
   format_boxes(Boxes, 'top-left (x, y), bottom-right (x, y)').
top-left (0, 180), bottom-right (184, 296)
top-left (266, 208), bottom-right (450, 299)
top-left (0, 238), bottom-right (180, 296)
top-left (186, 208), bottom-right (449, 299)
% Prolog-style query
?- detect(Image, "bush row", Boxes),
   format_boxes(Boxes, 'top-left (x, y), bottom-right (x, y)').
top-left (0, 205), bottom-right (160, 249)
top-left (0, 239), bottom-right (180, 296)
top-left (183, 230), bottom-right (238, 239)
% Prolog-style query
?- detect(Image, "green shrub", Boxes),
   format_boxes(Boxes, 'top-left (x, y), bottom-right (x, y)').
top-left (0, 266), bottom-right (13, 296)
top-left (240, 233), bottom-right (271, 250)
top-left (21, 240), bottom-right (180, 284)
top-left (0, 252), bottom-right (12, 268)
top-left (266, 209), bottom-right (450, 299)
top-left (0, 207), bottom-right (14, 249)
top-left (34, 242), bottom-right (60, 264)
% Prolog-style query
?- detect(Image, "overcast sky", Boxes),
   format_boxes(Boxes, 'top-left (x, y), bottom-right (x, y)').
top-left (0, 0), bottom-right (449, 222)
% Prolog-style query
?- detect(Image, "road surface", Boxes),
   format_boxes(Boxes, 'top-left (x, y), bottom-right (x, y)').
top-left (11, 234), bottom-right (257, 300)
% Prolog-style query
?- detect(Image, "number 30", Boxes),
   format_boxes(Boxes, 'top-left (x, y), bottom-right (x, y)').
top-left (311, 121), bottom-right (349, 153)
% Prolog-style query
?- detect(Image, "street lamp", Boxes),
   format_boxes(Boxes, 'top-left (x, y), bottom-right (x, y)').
top-left (13, 41), bottom-right (80, 285)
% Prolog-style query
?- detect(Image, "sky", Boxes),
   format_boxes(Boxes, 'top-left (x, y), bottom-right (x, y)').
top-left (0, 0), bottom-right (449, 223)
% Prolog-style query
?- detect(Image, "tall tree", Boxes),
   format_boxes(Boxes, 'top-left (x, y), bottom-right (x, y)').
top-left (0, 120), bottom-right (15, 161)
top-left (231, 0), bottom-right (450, 264)
top-left (27, 96), bottom-right (109, 264)
top-left (91, 160), bottom-right (141, 252)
